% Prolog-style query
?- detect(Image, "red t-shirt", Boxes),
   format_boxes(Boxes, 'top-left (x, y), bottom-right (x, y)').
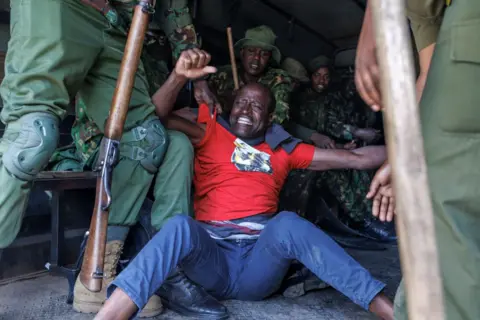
top-left (193, 104), bottom-right (315, 221)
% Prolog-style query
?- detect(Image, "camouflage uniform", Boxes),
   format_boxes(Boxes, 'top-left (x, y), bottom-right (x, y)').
top-left (208, 65), bottom-right (294, 124)
top-left (285, 87), bottom-right (376, 223)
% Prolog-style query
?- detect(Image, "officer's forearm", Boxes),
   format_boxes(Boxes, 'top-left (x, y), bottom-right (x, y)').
top-left (152, 70), bottom-right (188, 118)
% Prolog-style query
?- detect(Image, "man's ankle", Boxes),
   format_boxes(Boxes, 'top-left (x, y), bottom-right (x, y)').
top-left (95, 288), bottom-right (138, 320)
top-left (369, 292), bottom-right (394, 320)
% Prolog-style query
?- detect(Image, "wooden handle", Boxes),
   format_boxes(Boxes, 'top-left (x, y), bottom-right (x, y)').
top-left (227, 27), bottom-right (240, 90)
top-left (370, 0), bottom-right (445, 319)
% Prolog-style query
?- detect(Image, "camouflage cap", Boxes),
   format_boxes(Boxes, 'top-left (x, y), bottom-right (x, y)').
top-left (308, 55), bottom-right (332, 73)
top-left (234, 25), bottom-right (281, 64)
top-left (281, 57), bottom-right (310, 83)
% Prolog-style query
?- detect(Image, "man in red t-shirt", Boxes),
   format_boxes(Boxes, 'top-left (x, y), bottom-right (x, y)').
top-left (97, 49), bottom-right (393, 320)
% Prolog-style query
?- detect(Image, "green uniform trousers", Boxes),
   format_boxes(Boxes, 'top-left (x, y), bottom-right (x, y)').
top-left (0, 0), bottom-right (192, 248)
top-left (395, 0), bottom-right (480, 319)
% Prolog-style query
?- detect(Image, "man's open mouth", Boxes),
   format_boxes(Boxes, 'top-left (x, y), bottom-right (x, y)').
top-left (237, 116), bottom-right (253, 125)
top-left (250, 62), bottom-right (259, 70)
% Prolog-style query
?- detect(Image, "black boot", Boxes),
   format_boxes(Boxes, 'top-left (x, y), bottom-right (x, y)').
top-left (358, 217), bottom-right (397, 242)
top-left (157, 269), bottom-right (229, 319)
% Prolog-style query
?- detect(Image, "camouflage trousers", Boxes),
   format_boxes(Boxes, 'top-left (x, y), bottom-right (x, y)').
top-left (279, 168), bottom-right (373, 223)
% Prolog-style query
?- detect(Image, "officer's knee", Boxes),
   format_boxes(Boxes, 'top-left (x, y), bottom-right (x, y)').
top-left (2, 112), bottom-right (59, 181)
top-left (120, 118), bottom-right (169, 174)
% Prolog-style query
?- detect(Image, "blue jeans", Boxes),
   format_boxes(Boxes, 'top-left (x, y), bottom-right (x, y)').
top-left (108, 211), bottom-right (385, 315)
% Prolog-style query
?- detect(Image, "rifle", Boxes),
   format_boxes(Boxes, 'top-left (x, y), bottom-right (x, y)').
top-left (79, 0), bottom-right (155, 292)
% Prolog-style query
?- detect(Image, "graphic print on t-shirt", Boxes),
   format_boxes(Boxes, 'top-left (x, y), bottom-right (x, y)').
top-left (231, 139), bottom-right (273, 174)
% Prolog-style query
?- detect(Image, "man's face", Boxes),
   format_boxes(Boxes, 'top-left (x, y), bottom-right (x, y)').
top-left (311, 67), bottom-right (330, 93)
top-left (240, 46), bottom-right (272, 76)
top-left (229, 84), bottom-right (272, 139)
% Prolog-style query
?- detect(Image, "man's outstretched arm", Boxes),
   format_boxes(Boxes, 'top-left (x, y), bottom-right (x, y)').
top-left (307, 145), bottom-right (386, 171)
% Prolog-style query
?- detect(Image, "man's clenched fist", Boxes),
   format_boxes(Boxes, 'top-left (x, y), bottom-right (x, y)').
top-left (175, 48), bottom-right (217, 80)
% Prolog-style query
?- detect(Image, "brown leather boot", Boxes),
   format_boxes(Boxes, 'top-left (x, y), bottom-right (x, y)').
top-left (73, 240), bottom-right (163, 317)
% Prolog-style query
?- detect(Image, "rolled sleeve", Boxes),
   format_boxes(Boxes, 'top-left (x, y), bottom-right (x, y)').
top-left (406, 0), bottom-right (445, 51)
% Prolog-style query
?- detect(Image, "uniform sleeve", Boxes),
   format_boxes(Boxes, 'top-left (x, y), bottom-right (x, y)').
top-left (406, 0), bottom-right (445, 51)
top-left (288, 143), bottom-right (316, 170)
top-left (269, 71), bottom-right (295, 125)
top-left (323, 93), bottom-right (356, 140)
top-left (207, 66), bottom-right (231, 95)
top-left (156, 0), bottom-right (199, 61)
top-left (325, 104), bottom-right (356, 140)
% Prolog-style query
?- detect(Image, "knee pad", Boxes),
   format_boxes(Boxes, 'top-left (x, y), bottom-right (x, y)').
top-left (2, 112), bottom-right (59, 181)
top-left (121, 118), bottom-right (169, 174)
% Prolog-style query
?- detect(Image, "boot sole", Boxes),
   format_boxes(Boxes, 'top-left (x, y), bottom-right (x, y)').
top-left (161, 298), bottom-right (229, 320)
top-left (73, 300), bottom-right (102, 314)
top-left (138, 307), bottom-right (164, 318)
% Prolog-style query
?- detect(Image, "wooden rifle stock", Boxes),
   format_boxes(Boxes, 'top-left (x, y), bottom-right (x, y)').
top-left (79, 0), bottom-right (155, 292)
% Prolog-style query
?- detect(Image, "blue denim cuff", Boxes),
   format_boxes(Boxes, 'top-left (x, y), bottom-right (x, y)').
top-left (358, 279), bottom-right (386, 310)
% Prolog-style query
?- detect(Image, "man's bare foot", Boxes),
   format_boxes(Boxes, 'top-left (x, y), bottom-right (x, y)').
top-left (369, 292), bottom-right (394, 320)
top-left (94, 288), bottom-right (138, 320)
